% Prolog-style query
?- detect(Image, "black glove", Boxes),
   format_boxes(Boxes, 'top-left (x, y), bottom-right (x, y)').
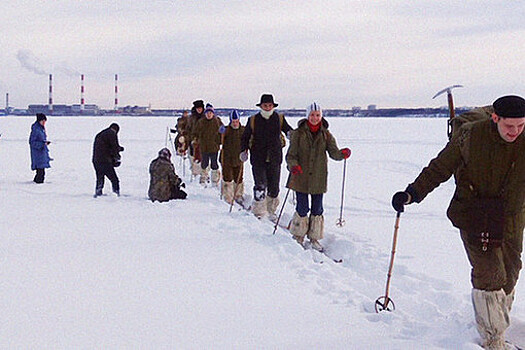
top-left (392, 191), bottom-right (410, 213)
top-left (180, 182), bottom-right (186, 188)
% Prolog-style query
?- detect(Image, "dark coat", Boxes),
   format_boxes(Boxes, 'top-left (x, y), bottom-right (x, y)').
top-left (285, 118), bottom-right (344, 194)
top-left (194, 116), bottom-right (223, 153)
top-left (220, 125), bottom-right (245, 166)
top-left (408, 118), bottom-right (525, 234)
top-left (188, 108), bottom-right (205, 142)
top-left (241, 111), bottom-right (293, 166)
top-left (29, 121), bottom-right (51, 170)
top-left (92, 127), bottom-right (122, 164)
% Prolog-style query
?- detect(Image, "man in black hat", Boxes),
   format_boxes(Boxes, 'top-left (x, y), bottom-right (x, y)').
top-left (188, 99), bottom-right (206, 177)
top-left (92, 123), bottom-right (124, 197)
top-left (29, 113), bottom-right (52, 183)
top-left (240, 94), bottom-right (293, 219)
top-left (391, 95), bottom-right (525, 349)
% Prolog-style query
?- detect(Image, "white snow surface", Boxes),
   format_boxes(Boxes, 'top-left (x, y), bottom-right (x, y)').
top-left (0, 116), bottom-right (524, 349)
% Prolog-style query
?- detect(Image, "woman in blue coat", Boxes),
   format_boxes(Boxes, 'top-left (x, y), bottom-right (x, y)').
top-left (29, 113), bottom-right (51, 183)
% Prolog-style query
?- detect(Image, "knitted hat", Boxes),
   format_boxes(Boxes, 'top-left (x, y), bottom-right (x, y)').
top-left (306, 102), bottom-right (322, 118)
top-left (36, 113), bottom-right (47, 122)
top-left (205, 103), bottom-right (214, 114)
top-left (493, 95), bottom-right (525, 118)
top-left (229, 110), bottom-right (240, 123)
top-left (158, 147), bottom-right (171, 160)
top-left (110, 123), bottom-right (120, 133)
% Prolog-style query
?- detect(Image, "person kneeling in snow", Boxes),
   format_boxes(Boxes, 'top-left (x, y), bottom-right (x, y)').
top-left (286, 102), bottom-right (350, 252)
top-left (148, 148), bottom-right (187, 202)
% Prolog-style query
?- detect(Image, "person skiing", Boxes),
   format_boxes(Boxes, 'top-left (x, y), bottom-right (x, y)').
top-left (391, 95), bottom-right (525, 350)
top-left (194, 103), bottom-right (223, 186)
top-left (240, 94), bottom-right (293, 220)
top-left (29, 113), bottom-right (52, 183)
top-left (188, 100), bottom-right (205, 177)
top-left (219, 109), bottom-right (246, 205)
top-left (92, 123), bottom-right (124, 197)
top-left (286, 102), bottom-right (350, 251)
top-left (148, 148), bottom-right (186, 202)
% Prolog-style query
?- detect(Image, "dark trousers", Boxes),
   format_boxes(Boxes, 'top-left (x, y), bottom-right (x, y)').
top-left (251, 162), bottom-right (281, 201)
top-left (295, 192), bottom-right (324, 217)
top-left (33, 168), bottom-right (45, 183)
top-left (93, 162), bottom-right (120, 195)
top-left (222, 164), bottom-right (243, 183)
top-left (201, 152), bottom-right (219, 170)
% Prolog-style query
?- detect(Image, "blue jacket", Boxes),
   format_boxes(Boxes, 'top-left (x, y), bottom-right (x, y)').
top-left (29, 121), bottom-right (51, 170)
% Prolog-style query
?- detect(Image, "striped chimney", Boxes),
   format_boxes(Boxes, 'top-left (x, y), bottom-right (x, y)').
top-left (48, 74), bottom-right (53, 112)
top-left (80, 74), bottom-right (85, 111)
top-left (114, 74), bottom-right (118, 110)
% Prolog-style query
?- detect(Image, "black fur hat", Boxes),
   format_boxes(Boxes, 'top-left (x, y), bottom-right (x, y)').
top-left (493, 95), bottom-right (525, 118)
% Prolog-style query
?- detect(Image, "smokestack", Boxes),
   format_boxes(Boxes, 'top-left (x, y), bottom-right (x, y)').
top-left (5, 93), bottom-right (8, 111)
top-left (114, 74), bottom-right (118, 110)
top-left (80, 74), bottom-right (85, 112)
top-left (48, 74), bottom-right (53, 113)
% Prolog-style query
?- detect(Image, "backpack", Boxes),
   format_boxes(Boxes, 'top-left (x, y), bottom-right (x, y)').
top-left (249, 113), bottom-right (286, 148)
top-left (449, 105), bottom-right (493, 140)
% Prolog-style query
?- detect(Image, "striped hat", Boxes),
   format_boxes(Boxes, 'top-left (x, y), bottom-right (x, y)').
top-left (306, 102), bottom-right (322, 118)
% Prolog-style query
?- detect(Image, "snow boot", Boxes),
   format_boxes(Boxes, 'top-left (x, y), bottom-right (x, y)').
top-left (234, 182), bottom-right (245, 203)
top-left (252, 198), bottom-right (267, 219)
top-left (266, 196), bottom-right (280, 222)
top-left (191, 156), bottom-right (201, 177)
top-left (472, 288), bottom-right (510, 350)
top-left (199, 167), bottom-right (209, 185)
top-left (289, 211), bottom-right (309, 247)
top-left (222, 181), bottom-right (234, 204)
top-left (505, 289), bottom-right (515, 313)
top-left (307, 215), bottom-right (324, 251)
top-left (211, 169), bottom-right (221, 187)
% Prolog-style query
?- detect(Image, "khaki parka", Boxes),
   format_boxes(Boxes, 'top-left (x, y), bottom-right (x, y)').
top-left (285, 118), bottom-right (344, 194)
top-left (220, 124), bottom-right (245, 166)
top-left (148, 157), bottom-right (182, 202)
top-left (408, 118), bottom-right (525, 237)
top-left (194, 116), bottom-right (223, 153)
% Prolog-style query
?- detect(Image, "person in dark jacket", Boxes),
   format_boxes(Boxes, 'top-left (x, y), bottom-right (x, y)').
top-left (286, 102), bottom-right (350, 251)
top-left (148, 148), bottom-right (186, 202)
top-left (29, 113), bottom-right (52, 183)
top-left (391, 95), bottom-right (525, 349)
top-left (188, 100), bottom-right (205, 177)
top-left (240, 94), bottom-right (293, 219)
top-left (92, 123), bottom-right (124, 197)
top-left (194, 103), bottom-right (223, 186)
top-left (219, 110), bottom-right (246, 204)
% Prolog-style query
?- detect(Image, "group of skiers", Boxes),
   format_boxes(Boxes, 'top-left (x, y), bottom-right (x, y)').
top-left (171, 94), bottom-right (351, 250)
top-left (27, 92), bottom-right (525, 350)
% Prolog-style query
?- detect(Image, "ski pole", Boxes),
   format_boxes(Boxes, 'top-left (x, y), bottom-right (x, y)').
top-left (375, 211), bottom-right (401, 313)
top-left (272, 187), bottom-right (291, 235)
top-left (336, 158), bottom-right (347, 227)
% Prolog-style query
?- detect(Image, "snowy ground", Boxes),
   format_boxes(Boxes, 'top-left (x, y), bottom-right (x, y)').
top-left (0, 115), bottom-right (523, 349)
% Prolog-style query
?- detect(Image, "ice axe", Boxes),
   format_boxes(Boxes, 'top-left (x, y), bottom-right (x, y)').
top-left (375, 211), bottom-right (402, 313)
top-left (432, 85), bottom-right (463, 139)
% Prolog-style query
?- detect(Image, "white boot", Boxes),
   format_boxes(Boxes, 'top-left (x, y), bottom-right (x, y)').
top-left (199, 167), bottom-right (209, 184)
top-left (289, 211), bottom-right (309, 247)
top-left (505, 289), bottom-right (515, 313)
top-left (211, 169), bottom-right (221, 187)
top-left (307, 215), bottom-right (324, 251)
top-left (222, 181), bottom-right (234, 204)
top-left (472, 288), bottom-right (510, 350)
top-left (252, 198), bottom-right (267, 219)
top-left (234, 182), bottom-right (244, 203)
top-left (266, 196), bottom-right (280, 222)
top-left (191, 156), bottom-right (201, 177)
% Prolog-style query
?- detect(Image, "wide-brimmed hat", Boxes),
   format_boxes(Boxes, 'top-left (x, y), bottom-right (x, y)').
top-left (256, 94), bottom-right (278, 107)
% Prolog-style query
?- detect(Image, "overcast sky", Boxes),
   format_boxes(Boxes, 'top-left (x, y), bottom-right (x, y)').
top-left (1, 0), bottom-right (523, 110)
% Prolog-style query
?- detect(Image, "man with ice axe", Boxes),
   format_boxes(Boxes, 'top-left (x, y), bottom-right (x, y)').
top-left (392, 95), bottom-right (525, 350)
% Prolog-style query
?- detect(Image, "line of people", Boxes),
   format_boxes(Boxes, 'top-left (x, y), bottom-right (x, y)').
top-left (172, 94), bottom-right (351, 251)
